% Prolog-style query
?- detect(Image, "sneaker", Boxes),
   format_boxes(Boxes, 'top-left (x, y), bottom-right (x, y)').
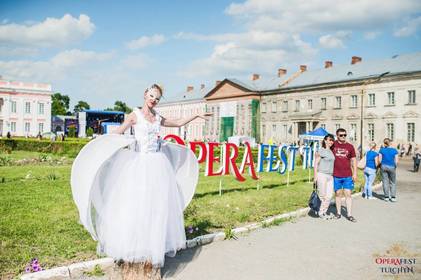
top-left (368, 196), bottom-right (376, 200)
top-left (390, 197), bottom-right (397, 202)
top-left (362, 193), bottom-right (366, 198)
top-left (384, 197), bottom-right (390, 202)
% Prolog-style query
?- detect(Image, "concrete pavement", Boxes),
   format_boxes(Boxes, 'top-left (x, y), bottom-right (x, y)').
top-left (162, 159), bottom-right (421, 280)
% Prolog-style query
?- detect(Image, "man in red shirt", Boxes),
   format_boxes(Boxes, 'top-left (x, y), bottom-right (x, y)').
top-left (332, 128), bottom-right (357, 222)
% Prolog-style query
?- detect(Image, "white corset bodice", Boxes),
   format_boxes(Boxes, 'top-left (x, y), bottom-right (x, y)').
top-left (132, 108), bottom-right (161, 153)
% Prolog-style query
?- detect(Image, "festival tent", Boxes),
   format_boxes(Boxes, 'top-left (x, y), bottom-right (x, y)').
top-left (299, 127), bottom-right (330, 141)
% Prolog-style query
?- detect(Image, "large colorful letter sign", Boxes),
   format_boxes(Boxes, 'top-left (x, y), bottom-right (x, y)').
top-left (162, 134), bottom-right (314, 181)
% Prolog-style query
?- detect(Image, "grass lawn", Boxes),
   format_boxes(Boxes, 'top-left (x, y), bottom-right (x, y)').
top-left (0, 150), bottom-right (365, 278)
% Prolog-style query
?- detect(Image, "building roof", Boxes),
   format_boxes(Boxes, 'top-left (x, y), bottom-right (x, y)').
top-left (160, 51), bottom-right (421, 103)
top-left (159, 85), bottom-right (208, 105)
top-left (229, 52), bottom-right (421, 92)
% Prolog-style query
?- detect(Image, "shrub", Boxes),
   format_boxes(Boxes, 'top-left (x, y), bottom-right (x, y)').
top-left (0, 138), bottom-right (86, 157)
top-left (68, 127), bottom-right (77, 138)
top-left (86, 127), bottom-right (94, 137)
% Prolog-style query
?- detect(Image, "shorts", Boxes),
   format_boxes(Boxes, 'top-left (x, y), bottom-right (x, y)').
top-left (333, 176), bottom-right (354, 191)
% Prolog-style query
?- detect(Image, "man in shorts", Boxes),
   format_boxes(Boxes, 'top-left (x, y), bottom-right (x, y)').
top-left (333, 128), bottom-right (357, 222)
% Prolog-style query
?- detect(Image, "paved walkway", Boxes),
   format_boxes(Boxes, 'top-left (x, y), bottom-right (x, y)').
top-left (162, 158), bottom-right (421, 280)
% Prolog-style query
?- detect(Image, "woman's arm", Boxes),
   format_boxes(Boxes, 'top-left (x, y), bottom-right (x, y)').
top-left (313, 152), bottom-right (320, 182)
top-left (394, 154), bottom-right (399, 167)
top-left (114, 112), bottom-right (136, 134)
top-left (375, 154), bottom-right (380, 167)
top-left (161, 112), bottom-right (212, 128)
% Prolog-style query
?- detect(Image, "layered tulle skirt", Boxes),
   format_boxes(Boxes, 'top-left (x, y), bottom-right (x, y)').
top-left (71, 135), bottom-right (199, 267)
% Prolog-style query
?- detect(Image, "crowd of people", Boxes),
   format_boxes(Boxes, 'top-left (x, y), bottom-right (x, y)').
top-left (313, 127), bottom-right (412, 222)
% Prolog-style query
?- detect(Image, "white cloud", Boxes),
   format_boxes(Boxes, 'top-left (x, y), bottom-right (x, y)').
top-left (394, 16), bottom-right (421, 37)
top-left (181, 34), bottom-right (317, 78)
top-left (0, 49), bottom-right (113, 81)
top-left (0, 14), bottom-right (95, 48)
top-left (126, 34), bottom-right (166, 49)
top-left (0, 46), bottom-right (39, 57)
top-left (225, 0), bottom-right (421, 33)
top-left (319, 31), bottom-right (351, 49)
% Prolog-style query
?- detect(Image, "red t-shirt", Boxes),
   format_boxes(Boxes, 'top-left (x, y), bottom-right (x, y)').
top-left (332, 141), bottom-right (356, 177)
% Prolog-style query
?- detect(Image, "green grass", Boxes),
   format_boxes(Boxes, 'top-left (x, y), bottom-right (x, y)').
top-left (0, 150), bottom-right (365, 278)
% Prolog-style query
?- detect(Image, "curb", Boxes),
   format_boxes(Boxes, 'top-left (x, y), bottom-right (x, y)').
top-left (20, 182), bottom-right (383, 279)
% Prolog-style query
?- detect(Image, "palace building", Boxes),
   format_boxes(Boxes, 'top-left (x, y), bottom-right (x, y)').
top-left (0, 78), bottom-right (52, 137)
top-left (160, 52), bottom-right (421, 147)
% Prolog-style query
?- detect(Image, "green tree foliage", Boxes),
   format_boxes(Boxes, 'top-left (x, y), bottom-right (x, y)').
top-left (74, 100), bottom-right (90, 113)
top-left (51, 93), bottom-right (70, 116)
top-left (106, 101), bottom-right (132, 113)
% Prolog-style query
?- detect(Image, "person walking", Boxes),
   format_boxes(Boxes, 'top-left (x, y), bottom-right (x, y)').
top-left (413, 149), bottom-right (421, 172)
top-left (363, 142), bottom-right (379, 200)
top-left (379, 138), bottom-right (399, 202)
top-left (332, 128), bottom-right (357, 222)
top-left (313, 134), bottom-right (335, 220)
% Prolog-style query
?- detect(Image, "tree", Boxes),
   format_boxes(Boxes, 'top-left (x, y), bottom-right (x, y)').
top-left (51, 93), bottom-right (70, 116)
top-left (74, 100), bottom-right (90, 113)
top-left (110, 101), bottom-right (132, 113)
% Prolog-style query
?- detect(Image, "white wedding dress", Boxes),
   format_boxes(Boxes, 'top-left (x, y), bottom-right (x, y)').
top-left (71, 108), bottom-right (199, 266)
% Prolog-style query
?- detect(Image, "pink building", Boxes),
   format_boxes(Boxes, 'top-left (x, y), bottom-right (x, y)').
top-left (0, 78), bottom-right (52, 137)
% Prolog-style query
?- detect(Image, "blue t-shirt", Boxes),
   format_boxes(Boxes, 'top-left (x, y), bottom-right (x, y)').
top-left (379, 147), bottom-right (398, 167)
top-left (366, 150), bottom-right (378, 169)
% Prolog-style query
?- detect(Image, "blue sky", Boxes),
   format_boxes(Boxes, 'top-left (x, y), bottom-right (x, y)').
top-left (0, 0), bottom-right (420, 109)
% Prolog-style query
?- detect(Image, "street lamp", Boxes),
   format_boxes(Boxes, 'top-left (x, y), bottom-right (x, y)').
top-left (359, 71), bottom-right (390, 158)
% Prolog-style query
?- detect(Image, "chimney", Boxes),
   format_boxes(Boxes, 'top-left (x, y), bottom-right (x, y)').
top-left (215, 80), bottom-right (221, 86)
top-left (187, 85), bottom-right (194, 92)
top-left (278, 68), bottom-right (287, 77)
top-left (299, 65), bottom-right (307, 72)
top-left (324, 61), bottom-right (333, 68)
top-left (351, 56), bottom-right (362, 65)
top-left (251, 73), bottom-right (260, 81)
top-left (200, 84), bottom-right (205, 90)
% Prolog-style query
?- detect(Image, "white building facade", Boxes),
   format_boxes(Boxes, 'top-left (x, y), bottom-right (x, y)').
top-left (0, 79), bottom-right (52, 137)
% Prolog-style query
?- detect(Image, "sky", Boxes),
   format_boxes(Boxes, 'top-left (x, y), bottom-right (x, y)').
top-left (0, 0), bottom-right (420, 110)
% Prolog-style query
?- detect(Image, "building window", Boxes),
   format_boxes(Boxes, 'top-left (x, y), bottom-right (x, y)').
top-left (368, 93), bottom-right (376, 106)
top-left (335, 124), bottom-right (341, 131)
top-left (386, 123), bottom-right (394, 140)
top-left (368, 123), bottom-right (375, 142)
top-left (11, 101), bottom-right (17, 113)
top-left (11, 122), bottom-right (16, 132)
top-left (308, 99), bottom-right (313, 110)
top-left (321, 98), bottom-right (327, 110)
top-left (408, 90), bottom-right (416, 104)
top-left (262, 103), bottom-right (267, 113)
top-left (407, 123), bottom-right (415, 142)
top-left (25, 102), bottom-right (31, 114)
top-left (387, 92), bottom-right (395, 105)
top-left (272, 124), bottom-right (276, 135)
top-left (271, 101), bottom-right (277, 113)
top-left (335, 96), bottom-right (342, 109)
top-left (283, 124), bottom-right (288, 139)
top-left (25, 122), bottom-right (30, 133)
top-left (350, 123), bottom-right (357, 141)
top-left (262, 125), bottom-right (266, 138)
top-left (351, 95), bottom-right (358, 108)
top-left (38, 103), bottom-right (44, 115)
top-left (282, 101), bottom-right (288, 112)
top-left (0, 98), bottom-right (3, 113)
top-left (295, 100), bottom-right (300, 112)
top-left (38, 123), bottom-right (44, 133)
top-left (321, 124), bottom-right (326, 130)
